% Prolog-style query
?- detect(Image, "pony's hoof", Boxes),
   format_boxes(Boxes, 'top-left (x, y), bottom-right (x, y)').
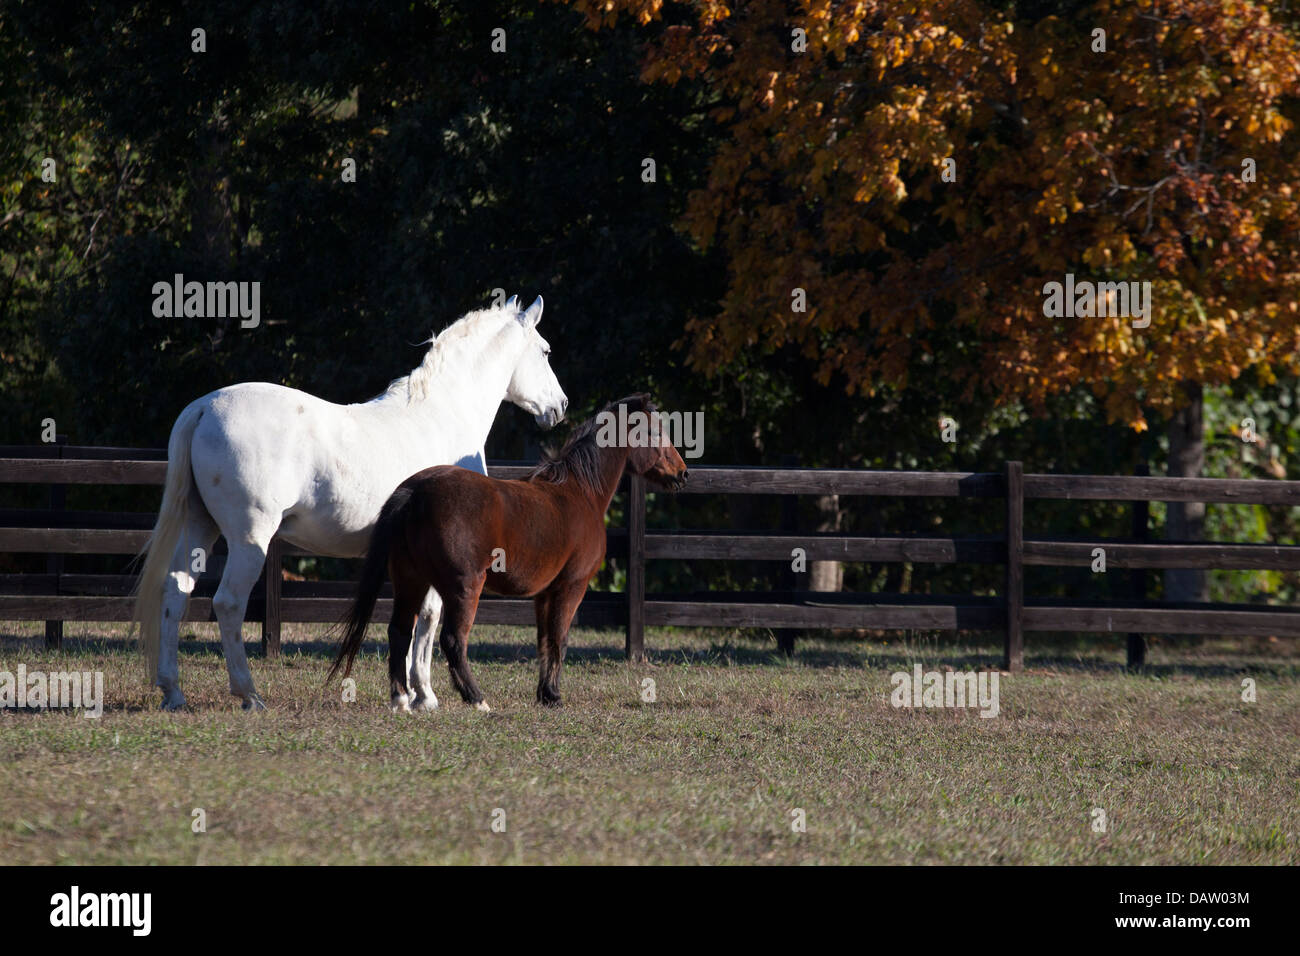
top-left (474, 700), bottom-right (491, 713)
top-left (391, 695), bottom-right (412, 713)
top-left (240, 694), bottom-right (266, 712)
top-left (159, 692), bottom-right (186, 712)
top-left (412, 694), bottom-right (439, 712)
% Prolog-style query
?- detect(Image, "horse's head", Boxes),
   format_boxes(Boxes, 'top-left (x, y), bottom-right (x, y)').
top-left (505, 295), bottom-right (568, 430)
top-left (624, 395), bottom-right (689, 492)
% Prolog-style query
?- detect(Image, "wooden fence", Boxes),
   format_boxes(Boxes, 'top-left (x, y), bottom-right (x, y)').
top-left (3, 444), bottom-right (1299, 671)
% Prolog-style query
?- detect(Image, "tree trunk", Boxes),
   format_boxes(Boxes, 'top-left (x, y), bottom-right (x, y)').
top-left (1164, 381), bottom-right (1207, 602)
top-left (189, 106), bottom-right (236, 345)
top-left (809, 492), bottom-right (843, 592)
top-left (190, 116), bottom-right (234, 269)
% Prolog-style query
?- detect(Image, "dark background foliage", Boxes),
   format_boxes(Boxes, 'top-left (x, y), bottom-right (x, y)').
top-left (2, 1), bottom-right (1295, 604)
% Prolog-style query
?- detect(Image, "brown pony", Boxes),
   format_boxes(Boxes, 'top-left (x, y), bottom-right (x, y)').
top-left (329, 394), bottom-right (688, 710)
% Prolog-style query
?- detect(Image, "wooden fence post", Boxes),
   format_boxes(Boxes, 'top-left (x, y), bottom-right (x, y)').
top-left (1003, 460), bottom-right (1024, 671)
top-left (44, 434), bottom-right (67, 650)
top-left (776, 453), bottom-right (803, 656)
top-left (262, 537), bottom-right (283, 658)
top-left (1127, 463), bottom-right (1150, 670)
top-left (626, 474), bottom-right (646, 662)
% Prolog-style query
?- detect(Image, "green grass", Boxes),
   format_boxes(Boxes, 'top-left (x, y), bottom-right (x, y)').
top-left (1, 621), bottom-right (1297, 864)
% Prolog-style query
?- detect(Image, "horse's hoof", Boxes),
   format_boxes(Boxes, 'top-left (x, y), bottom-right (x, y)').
top-left (240, 694), bottom-right (266, 712)
top-left (391, 696), bottom-right (412, 714)
top-left (474, 700), bottom-right (491, 713)
top-left (159, 693), bottom-right (186, 712)
top-left (412, 694), bottom-right (439, 712)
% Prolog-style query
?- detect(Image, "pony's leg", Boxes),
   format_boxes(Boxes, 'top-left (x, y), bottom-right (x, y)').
top-left (535, 581), bottom-right (587, 707)
top-left (388, 581), bottom-right (423, 713)
top-left (157, 509), bottom-right (219, 710)
top-left (533, 590), bottom-right (556, 706)
top-left (406, 587), bottom-right (442, 712)
top-left (438, 574), bottom-right (489, 711)
top-left (212, 529), bottom-right (275, 711)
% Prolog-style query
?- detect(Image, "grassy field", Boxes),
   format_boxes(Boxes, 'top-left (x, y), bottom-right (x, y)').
top-left (1, 620), bottom-right (1297, 865)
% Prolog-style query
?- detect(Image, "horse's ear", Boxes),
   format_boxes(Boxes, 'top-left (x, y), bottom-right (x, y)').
top-left (520, 295), bottom-right (543, 328)
top-left (505, 294), bottom-right (520, 312)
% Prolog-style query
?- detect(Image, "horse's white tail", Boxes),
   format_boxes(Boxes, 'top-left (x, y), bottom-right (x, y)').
top-left (133, 402), bottom-right (206, 682)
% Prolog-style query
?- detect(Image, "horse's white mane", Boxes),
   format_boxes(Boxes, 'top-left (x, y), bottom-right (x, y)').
top-left (378, 305), bottom-right (519, 403)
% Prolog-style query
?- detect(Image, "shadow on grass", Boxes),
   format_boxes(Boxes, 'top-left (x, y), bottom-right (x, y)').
top-left (3, 629), bottom-right (1296, 680)
top-left (1, 701), bottom-right (161, 717)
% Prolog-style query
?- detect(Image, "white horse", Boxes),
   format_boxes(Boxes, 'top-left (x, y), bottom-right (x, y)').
top-left (133, 295), bottom-right (567, 711)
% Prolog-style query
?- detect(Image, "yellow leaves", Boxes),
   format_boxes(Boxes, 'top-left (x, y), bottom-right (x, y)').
top-left (585, 0), bottom-right (1300, 416)
top-left (1081, 243), bottom-right (1110, 268)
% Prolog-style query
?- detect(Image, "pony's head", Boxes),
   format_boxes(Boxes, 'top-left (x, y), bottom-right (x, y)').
top-left (504, 295), bottom-right (568, 429)
top-left (623, 394), bottom-right (690, 491)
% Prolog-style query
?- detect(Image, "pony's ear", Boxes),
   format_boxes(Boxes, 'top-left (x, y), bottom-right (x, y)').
top-left (519, 295), bottom-right (544, 328)
top-left (505, 294), bottom-right (520, 312)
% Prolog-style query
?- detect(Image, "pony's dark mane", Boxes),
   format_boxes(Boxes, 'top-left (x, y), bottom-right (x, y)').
top-left (528, 394), bottom-right (655, 490)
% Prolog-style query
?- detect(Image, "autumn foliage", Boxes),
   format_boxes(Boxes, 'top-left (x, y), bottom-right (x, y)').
top-left (567, 0), bottom-right (1300, 429)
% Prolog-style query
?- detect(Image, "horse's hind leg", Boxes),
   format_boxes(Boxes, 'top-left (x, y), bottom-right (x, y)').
top-left (213, 528), bottom-right (276, 711)
top-left (406, 587), bottom-right (442, 711)
top-left (388, 582), bottom-right (423, 713)
top-left (157, 505), bottom-right (219, 710)
top-left (438, 573), bottom-right (489, 711)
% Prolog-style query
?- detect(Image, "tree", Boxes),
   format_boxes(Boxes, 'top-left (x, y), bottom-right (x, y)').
top-left (569, 0), bottom-right (1300, 601)
top-left (8, 1), bottom-right (718, 450)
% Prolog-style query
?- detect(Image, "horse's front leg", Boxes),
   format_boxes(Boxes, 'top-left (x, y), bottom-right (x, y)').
top-left (535, 580), bottom-right (588, 707)
top-left (438, 573), bottom-right (489, 711)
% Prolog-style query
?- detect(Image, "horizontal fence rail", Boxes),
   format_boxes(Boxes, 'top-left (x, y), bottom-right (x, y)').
top-left (3, 447), bottom-right (1299, 668)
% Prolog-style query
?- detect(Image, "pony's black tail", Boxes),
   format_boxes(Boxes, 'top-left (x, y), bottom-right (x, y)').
top-left (327, 486), bottom-right (414, 683)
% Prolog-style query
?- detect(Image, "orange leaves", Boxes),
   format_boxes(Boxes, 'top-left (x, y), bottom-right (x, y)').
top-left (562, 0), bottom-right (666, 31)
top-left (568, 0), bottom-right (1300, 424)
